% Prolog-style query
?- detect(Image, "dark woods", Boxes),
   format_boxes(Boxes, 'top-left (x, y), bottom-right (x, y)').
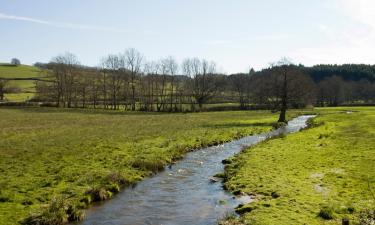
top-left (33, 50), bottom-right (375, 115)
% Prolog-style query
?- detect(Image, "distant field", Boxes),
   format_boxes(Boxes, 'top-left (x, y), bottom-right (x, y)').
top-left (0, 108), bottom-right (308, 225)
top-left (0, 64), bottom-right (42, 102)
top-left (222, 107), bottom-right (375, 225)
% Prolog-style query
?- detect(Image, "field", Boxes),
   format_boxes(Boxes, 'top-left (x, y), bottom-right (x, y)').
top-left (222, 107), bottom-right (375, 225)
top-left (0, 108), bottom-right (306, 224)
top-left (0, 64), bottom-right (42, 102)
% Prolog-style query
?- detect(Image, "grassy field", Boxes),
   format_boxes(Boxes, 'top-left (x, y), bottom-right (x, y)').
top-left (221, 107), bottom-right (375, 225)
top-left (0, 108), bottom-right (307, 225)
top-left (0, 64), bottom-right (42, 102)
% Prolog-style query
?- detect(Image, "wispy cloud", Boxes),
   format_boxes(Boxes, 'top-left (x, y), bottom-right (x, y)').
top-left (0, 12), bottom-right (129, 33)
top-left (206, 34), bottom-right (290, 46)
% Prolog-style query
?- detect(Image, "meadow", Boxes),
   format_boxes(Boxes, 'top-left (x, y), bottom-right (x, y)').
top-left (0, 65), bottom-right (42, 102)
top-left (221, 107), bottom-right (375, 225)
top-left (0, 108), bottom-right (300, 225)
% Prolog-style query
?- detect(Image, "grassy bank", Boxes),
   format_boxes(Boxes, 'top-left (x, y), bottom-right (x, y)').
top-left (0, 108), bottom-right (307, 225)
top-left (221, 107), bottom-right (375, 225)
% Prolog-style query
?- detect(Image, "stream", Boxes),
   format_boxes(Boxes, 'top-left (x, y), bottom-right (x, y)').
top-left (78, 115), bottom-right (315, 225)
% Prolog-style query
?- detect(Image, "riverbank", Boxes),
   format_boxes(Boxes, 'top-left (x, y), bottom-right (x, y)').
top-left (0, 107), bottom-right (308, 225)
top-left (221, 107), bottom-right (375, 225)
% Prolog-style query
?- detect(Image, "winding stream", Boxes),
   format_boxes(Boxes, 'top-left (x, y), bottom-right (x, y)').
top-left (78, 115), bottom-right (314, 225)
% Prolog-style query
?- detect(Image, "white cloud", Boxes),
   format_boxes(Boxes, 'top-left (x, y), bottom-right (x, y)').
top-left (336, 0), bottom-right (375, 29)
top-left (206, 34), bottom-right (290, 46)
top-left (0, 12), bottom-right (129, 33)
top-left (289, 0), bottom-right (375, 66)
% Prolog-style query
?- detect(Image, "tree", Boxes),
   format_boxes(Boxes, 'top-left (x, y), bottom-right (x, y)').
top-left (317, 75), bottom-right (345, 106)
top-left (229, 73), bottom-right (252, 109)
top-left (49, 52), bottom-right (80, 107)
top-left (101, 54), bottom-right (123, 110)
top-left (267, 59), bottom-right (316, 122)
top-left (182, 58), bottom-right (222, 110)
top-left (0, 80), bottom-right (9, 101)
top-left (11, 58), bottom-right (21, 66)
top-left (124, 48), bottom-right (143, 111)
top-left (0, 79), bottom-right (19, 101)
top-left (162, 56), bottom-right (178, 111)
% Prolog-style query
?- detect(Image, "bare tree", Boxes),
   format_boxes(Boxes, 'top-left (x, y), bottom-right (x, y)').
top-left (182, 58), bottom-right (222, 110)
top-left (0, 80), bottom-right (9, 101)
top-left (124, 48), bottom-right (143, 111)
top-left (162, 56), bottom-right (178, 111)
top-left (267, 59), bottom-right (316, 122)
top-left (317, 75), bottom-right (345, 106)
top-left (230, 73), bottom-right (252, 109)
top-left (102, 54), bottom-right (123, 110)
top-left (49, 52), bottom-right (80, 107)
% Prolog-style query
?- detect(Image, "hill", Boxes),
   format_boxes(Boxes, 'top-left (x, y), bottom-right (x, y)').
top-left (300, 64), bottom-right (375, 82)
top-left (0, 64), bottom-right (42, 101)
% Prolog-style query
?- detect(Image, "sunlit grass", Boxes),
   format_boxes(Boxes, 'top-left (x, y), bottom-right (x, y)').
top-left (0, 65), bottom-right (41, 102)
top-left (0, 108), bottom-right (303, 224)
top-left (222, 107), bottom-right (375, 225)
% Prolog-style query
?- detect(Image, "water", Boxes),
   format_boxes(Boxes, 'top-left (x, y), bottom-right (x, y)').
top-left (79, 115), bottom-right (315, 225)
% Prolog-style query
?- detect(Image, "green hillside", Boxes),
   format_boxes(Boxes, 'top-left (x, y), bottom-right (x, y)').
top-left (0, 64), bottom-right (42, 102)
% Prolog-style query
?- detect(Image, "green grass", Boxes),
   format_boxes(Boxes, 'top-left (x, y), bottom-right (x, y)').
top-left (222, 107), bottom-right (375, 225)
top-left (0, 65), bottom-right (41, 79)
top-left (0, 108), bottom-right (302, 224)
top-left (0, 65), bottom-right (42, 101)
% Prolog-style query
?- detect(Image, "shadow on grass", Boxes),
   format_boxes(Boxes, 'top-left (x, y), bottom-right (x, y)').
top-left (1, 106), bottom-right (171, 116)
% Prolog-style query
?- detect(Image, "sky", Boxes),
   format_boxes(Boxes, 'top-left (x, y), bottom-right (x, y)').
top-left (0, 0), bottom-right (375, 73)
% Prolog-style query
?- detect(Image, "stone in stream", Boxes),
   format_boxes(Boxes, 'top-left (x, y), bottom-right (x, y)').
top-left (209, 176), bottom-right (221, 183)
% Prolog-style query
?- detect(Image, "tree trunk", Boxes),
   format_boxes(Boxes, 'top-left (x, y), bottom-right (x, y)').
top-left (278, 67), bottom-right (288, 123)
top-left (278, 107), bottom-right (286, 123)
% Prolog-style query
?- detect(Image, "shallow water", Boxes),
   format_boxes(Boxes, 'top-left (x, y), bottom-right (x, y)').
top-left (79, 115), bottom-right (314, 225)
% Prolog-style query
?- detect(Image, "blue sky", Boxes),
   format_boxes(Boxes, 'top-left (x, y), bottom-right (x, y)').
top-left (1, 0), bottom-right (374, 73)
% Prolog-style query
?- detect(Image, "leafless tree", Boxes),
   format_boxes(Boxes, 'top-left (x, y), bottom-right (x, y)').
top-left (101, 54), bottom-right (123, 109)
top-left (124, 48), bottom-right (143, 110)
top-left (230, 73), bottom-right (252, 109)
top-left (267, 59), bottom-right (316, 122)
top-left (182, 58), bottom-right (221, 110)
top-left (49, 52), bottom-right (80, 107)
top-left (0, 80), bottom-right (9, 101)
top-left (317, 75), bottom-right (345, 106)
top-left (162, 56), bottom-right (178, 111)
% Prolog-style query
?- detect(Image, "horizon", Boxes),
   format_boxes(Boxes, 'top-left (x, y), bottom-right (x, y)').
top-left (1, 0), bottom-right (375, 73)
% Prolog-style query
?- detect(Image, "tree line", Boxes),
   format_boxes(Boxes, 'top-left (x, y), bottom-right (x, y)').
top-left (11, 48), bottom-right (373, 116)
